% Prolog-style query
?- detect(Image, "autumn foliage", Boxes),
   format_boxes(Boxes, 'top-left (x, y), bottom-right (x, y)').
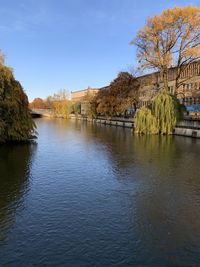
top-left (30, 90), bottom-right (71, 118)
top-left (132, 6), bottom-right (200, 90)
top-left (29, 98), bottom-right (47, 109)
top-left (95, 72), bottom-right (139, 117)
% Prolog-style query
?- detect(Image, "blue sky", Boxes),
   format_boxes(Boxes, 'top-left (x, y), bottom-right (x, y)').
top-left (0, 0), bottom-right (199, 101)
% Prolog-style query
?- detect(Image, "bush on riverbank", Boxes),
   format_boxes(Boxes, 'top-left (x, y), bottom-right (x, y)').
top-left (0, 64), bottom-right (36, 143)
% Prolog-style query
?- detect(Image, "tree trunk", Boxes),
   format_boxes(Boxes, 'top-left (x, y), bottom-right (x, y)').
top-left (163, 67), bottom-right (168, 90)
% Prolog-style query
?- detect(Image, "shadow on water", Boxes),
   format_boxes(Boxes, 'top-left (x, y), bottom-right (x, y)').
top-left (79, 121), bottom-right (200, 175)
top-left (125, 136), bottom-right (200, 266)
top-left (0, 143), bottom-right (37, 242)
top-left (72, 121), bottom-right (200, 266)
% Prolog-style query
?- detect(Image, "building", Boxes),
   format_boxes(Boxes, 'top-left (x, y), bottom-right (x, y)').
top-left (71, 87), bottom-right (101, 115)
top-left (71, 62), bottom-right (200, 116)
top-left (71, 87), bottom-right (100, 103)
top-left (138, 61), bottom-right (200, 112)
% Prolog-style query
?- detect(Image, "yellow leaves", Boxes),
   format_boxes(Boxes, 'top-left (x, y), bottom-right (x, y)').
top-left (161, 6), bottom-right (200, 23)
top-left (185, 45), bottom-right (200, 57)
top-left (52, 99), bottom-right (71, 119)
top-left (132, 4), bottom-right (200, 85)
top-left (148, 6), bottom-right (200, 36)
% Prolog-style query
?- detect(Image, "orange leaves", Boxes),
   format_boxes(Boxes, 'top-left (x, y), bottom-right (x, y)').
top-left (95, 72), bottom-right (139, 116)
top-left (29, 98), bottom-right (46, 109)
top-left (185, 45), bottom-right (200, 58)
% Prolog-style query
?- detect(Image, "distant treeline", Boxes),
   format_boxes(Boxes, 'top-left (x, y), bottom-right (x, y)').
top-left (29, 71), bottom-right (140, 118)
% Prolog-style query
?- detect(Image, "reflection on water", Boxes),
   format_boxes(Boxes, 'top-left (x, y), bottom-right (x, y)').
top-left (0, 144), bottom-right (36, 242)
top-left (0, 118), bottom-right (200, 266)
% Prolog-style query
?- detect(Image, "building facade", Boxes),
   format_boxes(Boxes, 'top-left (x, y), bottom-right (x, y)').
top-left (71, 87), bottom-right (101, 115)
top-left (71, 87), bottom-right (100, 103)
top-left (71, 62), bottom-right (200, 116)
top-left (138, 61), bottom-right (200, 112)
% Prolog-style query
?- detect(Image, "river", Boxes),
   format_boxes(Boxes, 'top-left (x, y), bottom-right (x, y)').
top-left (0, 118), bottom-right (200, 267)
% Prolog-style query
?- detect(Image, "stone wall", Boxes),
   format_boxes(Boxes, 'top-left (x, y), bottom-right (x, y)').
top-left (70, 114), bottom-right (200, 138)
top-left (69, 114), bottom-right (134, 128)
top-left (175, 118), bottom-right (200, 138)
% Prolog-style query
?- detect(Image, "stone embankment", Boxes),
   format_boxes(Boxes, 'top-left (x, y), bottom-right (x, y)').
top-left (32, 111), bottom-right (200, 138)
top-left (70, 114), bottom-right (200, 138)
top-left (175, 117), bottom-right (200, 138)
top-left (69, 114), bottom-right (134, 128)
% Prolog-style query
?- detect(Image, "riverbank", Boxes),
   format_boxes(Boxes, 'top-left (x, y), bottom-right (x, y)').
top-left (31, 110), bottom-right (200, 138)
top-left (69, 114), bottom-right (134, 128)
top-left (70, 114), bottom-right (200, 138)
top-left (175, 117), bottom-right (200, 138)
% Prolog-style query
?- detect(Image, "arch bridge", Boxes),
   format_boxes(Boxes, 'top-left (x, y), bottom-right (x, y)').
top-left (30, 109), bottom-right (53, 118)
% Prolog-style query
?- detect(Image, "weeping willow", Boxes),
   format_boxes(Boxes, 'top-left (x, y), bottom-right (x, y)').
top-left (134, 106), bottom-right (159, 134)
top-left (152, 90), bottom-right (180, 135)
top-left (0, 65), bottom-right (36, 143)
top-left (134, 90), bottom-right (181, 135)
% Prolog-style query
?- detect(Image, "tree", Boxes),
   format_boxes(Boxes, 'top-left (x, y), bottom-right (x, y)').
top-left (0, 50), bottom-right (5, 66)
top-left (95, 87), bottom-right (113, 117)
top-left (71, 102), bottom-right (81, 114)
top-left (82, 91), bottom-right (98, 118)
top-left (44, 95), bottom-right (54, 109)
top-left (96, 72), bottom-right (139, 117)
top-left (132, 6), bottom-right (200, 91)
top-left (152, 90), bottom-right (181, 134)
top-left (134, 90), bottom-right (182, 135)
top-left (29, 90), bottom-right (72, 118)
top-left (134, 106), bottom-right (158, 134)
top-left (51, 90), bottom-right (71, 118)
top-left (0, 64), bottom-right (36, 143)
top-left (109, 72), bottom-right (139, 114)
top-left (29, 98), bottom-right (46, 109)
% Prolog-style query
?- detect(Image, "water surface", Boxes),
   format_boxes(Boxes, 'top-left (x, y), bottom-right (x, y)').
top-left (0, 118), bottom-right (200, 266)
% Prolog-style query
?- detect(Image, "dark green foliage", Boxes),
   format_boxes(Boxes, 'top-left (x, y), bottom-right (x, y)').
top-left (0, 66), bottom-right (36, 143)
